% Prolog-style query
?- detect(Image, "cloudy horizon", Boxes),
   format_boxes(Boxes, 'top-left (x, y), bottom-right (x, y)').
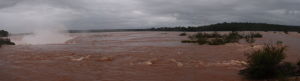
top-left (0, 0), bottom-right (300, 33)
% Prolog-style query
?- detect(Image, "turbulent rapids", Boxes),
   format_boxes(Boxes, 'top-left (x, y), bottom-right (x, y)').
top-left (0, 32), bottom-right (300, 81)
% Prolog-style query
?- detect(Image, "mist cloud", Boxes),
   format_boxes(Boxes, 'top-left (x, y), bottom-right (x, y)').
top-left (0, 0), bottom-right (300, 33)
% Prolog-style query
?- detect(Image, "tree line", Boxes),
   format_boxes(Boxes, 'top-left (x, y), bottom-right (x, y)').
top-left (150, 22), bottom-right (300, 32)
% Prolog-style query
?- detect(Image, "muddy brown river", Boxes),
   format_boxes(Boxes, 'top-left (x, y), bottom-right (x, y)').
top-left (0, 32), bottom-right (300, 81)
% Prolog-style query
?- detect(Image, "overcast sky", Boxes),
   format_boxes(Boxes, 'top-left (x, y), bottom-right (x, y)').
top-left (0, 0), bottom-right (300, 33)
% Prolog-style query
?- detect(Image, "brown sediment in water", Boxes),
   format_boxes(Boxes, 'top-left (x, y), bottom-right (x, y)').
top-left (1, 32), bottom-right (300, 81)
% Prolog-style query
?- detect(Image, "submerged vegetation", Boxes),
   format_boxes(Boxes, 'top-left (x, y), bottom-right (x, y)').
top-left (240, 44), bottom-right (300, 80)
top-left (181, 32), bottom-right (263, 45)
top-left (0, 30), bottom-right (9, 37)
top-left (284, 30), bottom-right (289, 34)
top-left (0, 30), bottom-right (15, 47)
top-left (0, 38), bottom-right (15, 46)
top-left (179, 32), bottom-right (187, 36)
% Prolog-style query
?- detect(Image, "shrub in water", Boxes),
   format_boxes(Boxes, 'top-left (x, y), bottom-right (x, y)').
top-left (0, 30), bottom-right (15, 47)
top-left (0, 30), bottom-right (9, 37)
top-left (276, 41), bottom-right (283, 45)
top-left (188, 33), bottom-right (206, 40)
top-left (179, 32), bottom-right (187, 36)
top-left (284, 31), bottom-right (289, 34)
top-left (224, 32), bottom-right (242, 43)
top-left (245, 36), bottom-right (255, 44)
top-left (240, 44), bottom-right (288, 79)
top-left (188, 33), bottom-right (209, 44)
top-left (295, 60), bottom-right (300, 76)
top-left (277, 62), bottom-right (296, 77)
top-left (194, 33), bottom-right (208, 39)
top-left (185, 33), bottom-right (208, 45)
top-left (196, 37), bottom-right (208, 45)
top-left (208, 38), bottom-right (226, 45)
top-left (251, 32), bottom-right (263, 38)
top-left (210, 32), bottom-right (222, 38)
top-left (192, 32), bottom-right (222, 38)
top-left (0, 38), bottom-right (15, 47)
top-left (181, 40), bottom-right (197, 43)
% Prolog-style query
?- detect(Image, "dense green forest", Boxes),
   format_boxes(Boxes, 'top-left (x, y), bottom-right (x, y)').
top-left (150, 22), bottom-right (300, 31)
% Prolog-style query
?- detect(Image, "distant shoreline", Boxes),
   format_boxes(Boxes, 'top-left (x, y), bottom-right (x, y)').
top-left (69, 22), bottom-right (300, 33)
top-left (10, 22), bottom-right (300, 34)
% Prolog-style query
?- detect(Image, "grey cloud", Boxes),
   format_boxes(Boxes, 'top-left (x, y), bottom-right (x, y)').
top-left (0, 0), bottom-right (19, 9)
top-left (0, 0), bottom-right (300, 33)
top-left (138, 0), bottom-right (300, 25)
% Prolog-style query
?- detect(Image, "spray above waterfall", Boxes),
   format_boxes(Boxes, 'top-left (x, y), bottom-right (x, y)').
top-left (22, 27), bottom-right (72, 45)
top-left (0, 5), bottom-right (76, 45)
